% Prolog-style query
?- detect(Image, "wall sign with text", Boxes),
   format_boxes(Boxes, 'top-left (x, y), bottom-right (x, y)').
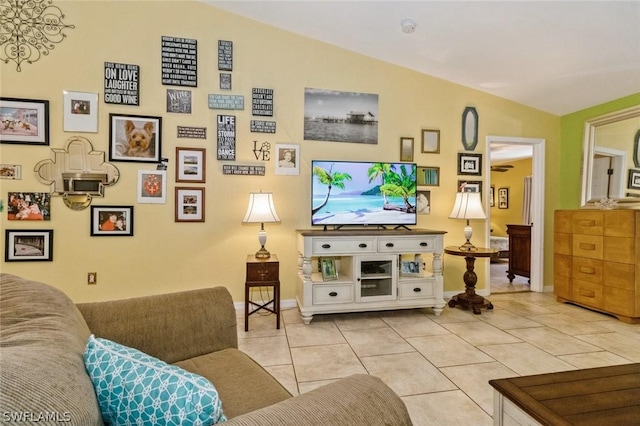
top-left (161, 36), bottom-right (197, 87)
top-left (218, 40), bottom-right (233, 71)
top-left (252, 88), bottom-right (273, 117)
top-left (217, 115), bottom-right (236, 160)
top-left (104, 62), bottom-right (140, 105)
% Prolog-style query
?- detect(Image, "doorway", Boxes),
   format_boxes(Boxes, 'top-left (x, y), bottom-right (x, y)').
top-left (485, 136), bottom-right (545, 293)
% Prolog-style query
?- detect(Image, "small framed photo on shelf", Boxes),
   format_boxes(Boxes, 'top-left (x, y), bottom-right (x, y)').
top-left (63, 91), bottom-right (98, 132)
top-left (417, 166), bottom-right (440, 186)
top-left (401, 261), bottom-right (421, 276)
top-left (421, 129), bottom-right (440, 153)
top-left (5, 229), bottom-right (53, 262)
top-left (175, 187), bottom-right (205, 222)
top-left (400, 137), bottom-right (414, 162)
top-left (90, 206), bottom-right (134, 236)
top-left (109, 113), bottom-right (162, 163)
top-left (628, 169), bottom-right (640, 190)
top-left (498, 187), bottom-right (509, 209)
top-left (137, 170), bottom-right (167, 204)
top-left (320, 257), bottom-right (337, 281)
top-left (176, 147), bottom-right (206, 183)
top-left (458, 153), bottom-right (482, 176)
top-left (0, 97), bottom-right (49, 145)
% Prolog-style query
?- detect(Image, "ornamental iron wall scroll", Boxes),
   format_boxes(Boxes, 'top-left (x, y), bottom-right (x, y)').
top-left (0, 0), bottom-right (75, 72)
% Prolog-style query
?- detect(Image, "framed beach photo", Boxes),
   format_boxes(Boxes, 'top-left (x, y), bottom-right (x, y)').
top-left (63, 91), bottom-right (98, 132)
top-left (5, 229), bottom-right (53, 262)
top-left (175, 187), bottom-right (205, 222)
top-left (421, 129), bottom-right (440, 153)
top-left (400, 137), bottom-right (414, 162)
top-left (90, 206), bottom-right (134, 236)
top-left (0, 98), bottom-right (49, 145)
top-left (109, 113), bottom-right (162, 163)
top-left (275, 143), bottom-right (300, 176)
top-left (137, 170), bottom-right (167, 203)
top-left (458, 153), bottom-right (482, 176)
top-left (320, 257), bottom-right (337, 281)
top-left (176, 147), bottom-right (206, 183)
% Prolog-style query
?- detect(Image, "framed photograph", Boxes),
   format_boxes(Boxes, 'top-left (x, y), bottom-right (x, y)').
top-left (176, 147), bottom-right (206, 183)
top-left (458, 180), bottom-right (483, 194)
top-left (401, 261), bottom-right (421, 276)
top-left (90, 206), bottom-right (134, 236)
top-left (0, 97), bottom-right (49, 145)
top-left (458, 153), bottom-right (482, 176)
top-left (275, 143), bottom-right (300, 176)
top-left (628, 169), bottom-right (640, 190)
top-left (5, 229), bottom-right (53, 262)
top-left (7, 192), bottom-right (50, 220)
top-left (320, 257), bottom-right (337, 281)
top-left (421, 129), bottom-right (440, 153)
top-left (109, 114), bottom-right (162, 163)
top-left (417, 189), bottom-right (431, 215)
top-left (498, 187), bottom-right (509, 209)
top-left (400, 137), bottom-right (414, 162)
top-left (137, 170), bottom-right (167, 204)
top-left (1, 164), bottom-right (22, 179)
top-left (175, 187), bottom-right (205, 222)
top-left (417, 166), bottom-right (440, 186)
top-left (490, 186), bottom-right (495, 207)
top-left (63, 91), bottom-right (98, 132)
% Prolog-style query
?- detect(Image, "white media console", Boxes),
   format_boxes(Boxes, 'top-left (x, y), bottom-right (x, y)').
top-left (296, 229), bottom-right (447, 324)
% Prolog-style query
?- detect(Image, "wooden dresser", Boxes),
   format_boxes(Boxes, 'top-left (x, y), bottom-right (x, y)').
top-left (554, 210), bottom-right (640, 323)
top-left (506, 224), bottom-right (531, 283)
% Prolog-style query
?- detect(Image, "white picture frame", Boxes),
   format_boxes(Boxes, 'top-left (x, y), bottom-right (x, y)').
top-left (63, 91), bottom-right (98, 132)
top-left (137, 170), bottom-right (167, 204)
top-left (275, 143), bottom-right (300, 175)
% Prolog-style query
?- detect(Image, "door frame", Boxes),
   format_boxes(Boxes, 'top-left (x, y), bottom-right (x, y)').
top-left (485, 135), bottom-right (545, 293)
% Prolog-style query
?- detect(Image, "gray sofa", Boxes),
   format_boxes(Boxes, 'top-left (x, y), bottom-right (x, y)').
top-left (0, 274), bottom-right (412, 425)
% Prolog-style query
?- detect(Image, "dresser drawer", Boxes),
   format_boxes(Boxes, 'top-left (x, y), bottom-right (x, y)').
top-left (603, 262), bottom-right (635, 291)
top-left (554, 253), bottom-right (572, 278)
top-left (377, 236), bottom-right (437, 253)
top-left (604, 286), bottom-right (636, 317)
top-left (313, 284), bottom-right (354, 305)
top-left (554, 233), bottom-right (572, 255)
top-left (572, 234), bottom-right (603, 260)
top-left (572, 257), bottom-right (603, 284)
top-left (572, 280), bottom-right (603, 308)
top-left (554, 274), bottom-right (571, 300)
top-left (604, 210), bottom-right (636, 237)
top-left (603, 237), bottom-right (635, 264)
top-left (571, 211), bottom-right (603, 235)
top-left (246, 262), bottom-right (279, 282)
top-left (398, 280), bottom-right (434, 300)
top-left (311, 237), bottom-right (375, 255)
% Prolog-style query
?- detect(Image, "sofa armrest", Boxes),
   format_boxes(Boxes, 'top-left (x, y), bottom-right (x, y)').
top-left (224, 374), bottom-right (413, 426)
top-left (77, 287), bottom-right (237, 363)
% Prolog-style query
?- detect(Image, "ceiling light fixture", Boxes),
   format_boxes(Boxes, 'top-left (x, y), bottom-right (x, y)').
top-left (401, 19), bottom-right (416, 34)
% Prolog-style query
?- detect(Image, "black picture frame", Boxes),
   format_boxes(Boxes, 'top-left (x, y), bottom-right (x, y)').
top-left (0, 97), bottom-right (50, 145)
top-left (90, 205), bottom-right (134, 236)
top-left (458, 153), bottom-right (482, 176)
top-left (498, 187), bottom-right (509, 209)
top-left (628, 168), bottom-right (640, 190)
top-left (458, 180), bottom-right (483, 194)
top-left (5, 229), bottom-right (53, 261)
top-left (109, 113), bottom-right (162, 163)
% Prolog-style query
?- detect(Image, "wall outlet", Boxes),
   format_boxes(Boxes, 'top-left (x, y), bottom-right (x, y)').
top-left (87, 272), bottom-right (97, 285)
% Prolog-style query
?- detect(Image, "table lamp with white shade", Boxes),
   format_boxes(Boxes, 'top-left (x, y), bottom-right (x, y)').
top-left (242, 191), bottom-right (280, 259)
top-left (448, 191), bottom-right (486, 252)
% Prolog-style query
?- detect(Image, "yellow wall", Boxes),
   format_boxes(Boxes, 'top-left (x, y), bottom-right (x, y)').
top-left (490, 158), bottom-right (532, 236)
top-left (0, 1), bottom-right (560, 303)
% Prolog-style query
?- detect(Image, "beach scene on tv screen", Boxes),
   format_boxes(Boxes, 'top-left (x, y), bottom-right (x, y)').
top-left (312, 161), bottom-right (417, 225)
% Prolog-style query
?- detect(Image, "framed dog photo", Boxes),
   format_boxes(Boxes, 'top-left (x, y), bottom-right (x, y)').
top-left (176, 147), bottom-right (206, 183)
top-left (137, 170), bottom-right (167, 204)
top-left (5, 229), bottom-right (53, 262)
top-left (90, 205), bottom-right (134, 236)
top-left (0, 97), bottom-right (49, 145)
top-left (109, 113), bottom-right (162, 163)
top-left (175, 187), bottom-right (205, 222)
top-left (63, 91), bottom-right (98, 132)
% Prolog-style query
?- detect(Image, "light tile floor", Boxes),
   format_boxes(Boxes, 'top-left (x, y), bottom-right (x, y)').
top-left (238, 292), bottom-right (639, 425)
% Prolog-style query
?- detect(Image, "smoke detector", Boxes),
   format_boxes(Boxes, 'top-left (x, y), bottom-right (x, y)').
top-left (401, 19), bottom-right (416, 34)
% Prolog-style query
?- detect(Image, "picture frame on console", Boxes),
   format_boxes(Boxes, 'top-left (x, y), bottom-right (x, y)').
top-left (320, 257), bottom-right (337, 281)
top-left (400, 260), bottom-right (421, 277)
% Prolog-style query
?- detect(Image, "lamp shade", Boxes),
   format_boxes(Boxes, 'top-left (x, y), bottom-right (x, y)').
top-left (242, 192), bottom-right (280, 223)
top-left (448, 192), bottom-right (486, 220)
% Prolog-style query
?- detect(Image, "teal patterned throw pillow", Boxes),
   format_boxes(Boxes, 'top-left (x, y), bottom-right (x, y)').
top-left (84, 335), bottom-right (226, 425)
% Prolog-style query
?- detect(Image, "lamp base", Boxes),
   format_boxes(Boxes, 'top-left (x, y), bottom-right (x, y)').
top-left (458, 240), bottom-right (478, 252)
top-left (255, 246), bottom-right (271, 259)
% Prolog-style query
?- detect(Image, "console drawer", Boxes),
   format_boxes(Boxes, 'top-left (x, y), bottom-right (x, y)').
top-left (398, 280), bottom-right (434, 300)
top-left (311, 237), bottom-right (376, 255)
top-left (313, 284), bottom-right (354, 305)
top-left (378, 236), bottom-right (437, 253)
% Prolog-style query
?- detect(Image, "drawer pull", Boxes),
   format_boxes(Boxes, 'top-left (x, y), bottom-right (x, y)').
top-left (386, 242), bottom-right (394, 248)
top-left (577, 220), bottom-right (596, 227)
top-left (419, 242), bottom-right (428, 247)
top-left (413, 287), bottom-right (422, 293)
top-left (322, 244), bottom-right (331, 249)
top-left (359, 243), bottom-right (367, 248)
top-left (578, 289), bottom-right (596, 298)
top-left (579, 243), bottom-right (596, 251)
top-left (579, 266), bottom-right (595, 275)
top-left (329, 291), bottom-right (338, 297)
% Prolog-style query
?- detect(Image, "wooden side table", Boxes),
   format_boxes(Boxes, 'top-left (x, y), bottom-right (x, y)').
top-left (245, 254), bottom-right (280, 332)
top-left (445, 246), bottom-right (497, 314)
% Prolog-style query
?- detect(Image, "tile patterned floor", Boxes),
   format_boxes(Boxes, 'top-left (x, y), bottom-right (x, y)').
top-left (238, 292), bottom-right (640, 425)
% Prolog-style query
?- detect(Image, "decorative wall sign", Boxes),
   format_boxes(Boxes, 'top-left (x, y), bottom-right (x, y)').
top-left (0, 97), bottom-right (49, 145)
top-left (216, 115), bottom-right (236, 160)
top-left (220, 73), bottom-right (231, 90)
top-left (252, 141), bottom-right (271, 161)
top-left (222, 165), bottom-right (265, 176)
top-left (208, 94), bottom-right (244, 110)
top-left (252, 88), bottom-right (273, 116)
top-left (104, 62), bottom-right (139, 105)
top-left (250, 120), bottom-right (276, 133)
top-left (0, 0), bottom-right (74, 72)
top-left (161, 36), bottom-right (197, 87)
top-left (166, 89), bottom-right (191, 113)
top-left (177, 126), bottom-right (206, 139)
top-left (63, 91), bottom-right (98, 132)
top-left (461, 106), bottom-right (479, 151)
top-left (218, 40), bottom-right (233, 71)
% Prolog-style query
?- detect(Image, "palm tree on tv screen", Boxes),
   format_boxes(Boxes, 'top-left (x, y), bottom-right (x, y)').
top-left (380, 164), bottom-right (416, 213)
top-left (312, 164), bottom-right (352, 216)
top-left (367, 162), bottom-right (396, 204)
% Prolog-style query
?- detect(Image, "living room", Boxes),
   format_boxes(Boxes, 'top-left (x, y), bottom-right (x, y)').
top-left (1, 1), bottom-right (640, 424)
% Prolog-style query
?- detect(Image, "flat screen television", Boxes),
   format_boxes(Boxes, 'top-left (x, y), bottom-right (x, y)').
top-left (311, 160), bottom-right (417, 228)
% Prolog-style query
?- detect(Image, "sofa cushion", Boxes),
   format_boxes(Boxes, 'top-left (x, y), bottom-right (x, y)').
top-left (84, 335), bottom-right (226, 425)
top-left (175, 348), bottom-right (292, 419)
top-left (0, 274), bottom-right (102, 425)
